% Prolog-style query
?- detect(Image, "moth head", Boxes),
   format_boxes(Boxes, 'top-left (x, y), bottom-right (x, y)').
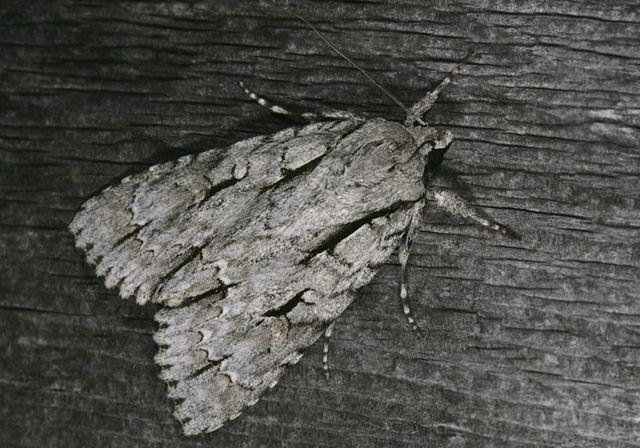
top-left (410, 126), bottom-right (452, 170)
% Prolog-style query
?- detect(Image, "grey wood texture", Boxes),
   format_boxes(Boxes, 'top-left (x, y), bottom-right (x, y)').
top-left (1, 1), bottom-right (639, 447)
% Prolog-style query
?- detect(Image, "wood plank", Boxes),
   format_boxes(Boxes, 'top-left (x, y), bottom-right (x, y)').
top-left (1, 1), bottom-right (639, 446)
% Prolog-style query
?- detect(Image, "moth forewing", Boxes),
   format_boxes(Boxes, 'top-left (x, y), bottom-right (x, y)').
top-left (70, 116), bottom-right (431, 434)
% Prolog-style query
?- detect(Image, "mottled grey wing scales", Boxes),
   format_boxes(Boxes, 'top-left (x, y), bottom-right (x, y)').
top-left (153, 202), bottom-right (419, 434)
top-left (70, 120), bottom-right (359, 306)
top-left (70, 118), bottom-right (427, 434)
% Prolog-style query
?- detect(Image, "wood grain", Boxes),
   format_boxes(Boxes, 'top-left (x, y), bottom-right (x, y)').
top-left (1, 1), bottom-right (639, 446)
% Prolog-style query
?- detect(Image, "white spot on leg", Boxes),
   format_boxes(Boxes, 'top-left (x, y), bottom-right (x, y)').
top-left (403, 304), bottom-right (410, 315)
top-left (258, 98), bottom-right (267, 106)
top-left (325, 325), bottom-right (333, 338)
top-left (322, 322), bottom-right (335, 380)
top-left (271, 105), bottom-right (289, 114)
top-left (400, 285), bottom-right (407, 299)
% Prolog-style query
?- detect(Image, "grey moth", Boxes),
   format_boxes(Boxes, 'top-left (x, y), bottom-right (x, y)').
top-left (69, 20), bottom-right (519, 436)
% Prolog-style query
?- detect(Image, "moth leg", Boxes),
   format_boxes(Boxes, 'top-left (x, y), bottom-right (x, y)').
top-left (398, 204), bottom-right (424, 338)
top-left (238, 81), bottom-right (361, 121)
top-left (429, 187), bottom-right (521, 240)
top-left (322, 321), bottom-right (336, 381)
top-left (405, 50), bottom-right (474, 127)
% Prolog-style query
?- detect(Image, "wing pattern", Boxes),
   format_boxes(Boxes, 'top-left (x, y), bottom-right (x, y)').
top-left (70, 118), bottom-right (426, 434)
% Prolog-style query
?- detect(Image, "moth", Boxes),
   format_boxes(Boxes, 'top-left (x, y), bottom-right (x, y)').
top-left (69, 18), bottom-right (519, 435)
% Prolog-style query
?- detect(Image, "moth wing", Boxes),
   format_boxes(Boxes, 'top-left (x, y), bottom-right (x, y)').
top-left (71, 117), bottom-right (427, 434)
top-left (152, 116), bottom-right (427, 434)
top-left (153, 199), bottom-right (422, 434)
top-left (69, 120), bottom-right (363, 306)
top-left (153, 288), bottom-right (352, 434)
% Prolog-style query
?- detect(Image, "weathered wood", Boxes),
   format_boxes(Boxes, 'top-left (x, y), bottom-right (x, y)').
top-left (1, 1), bottom-right (639, 447)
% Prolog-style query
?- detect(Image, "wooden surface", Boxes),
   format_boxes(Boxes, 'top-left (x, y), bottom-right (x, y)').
top-left (2, 1), bottom-right (639, 447)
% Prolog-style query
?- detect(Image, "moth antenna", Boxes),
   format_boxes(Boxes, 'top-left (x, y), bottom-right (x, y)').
top-left (295, 15), bottom-right (413, 119)
top-left (405, 49), bottom-right (474, 127)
